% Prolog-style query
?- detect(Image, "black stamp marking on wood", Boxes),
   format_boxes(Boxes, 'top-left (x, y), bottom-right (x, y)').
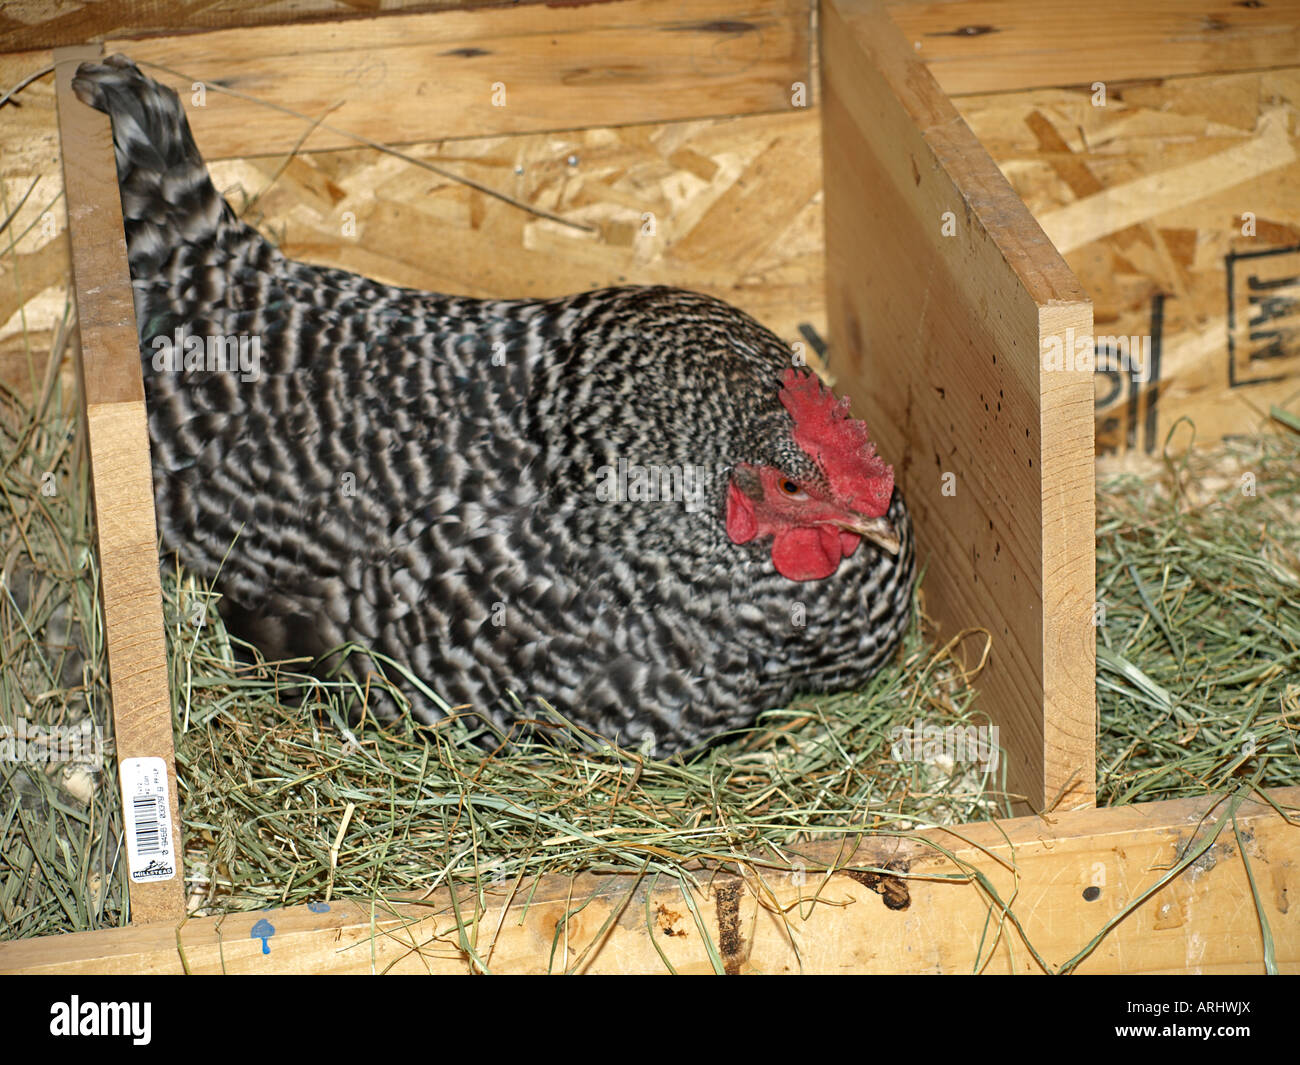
top-left (1093, 294), bottom-right (1163, 455)
top-left (1226, 242), bottom-right (1300, 388)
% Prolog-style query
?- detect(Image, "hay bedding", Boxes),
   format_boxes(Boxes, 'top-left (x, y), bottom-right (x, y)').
top-left (3, 346), bottom-right (1298, 939)
top-left (1095, 427), bottom-right (1300, 807)
top-left (0, 99), bottom-right (1009, 940)
top-left (0, 340), bottom-right (1006, 936)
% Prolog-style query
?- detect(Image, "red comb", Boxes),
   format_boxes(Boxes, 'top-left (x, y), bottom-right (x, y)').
top-left (779, 368), bottom-right (893, 516)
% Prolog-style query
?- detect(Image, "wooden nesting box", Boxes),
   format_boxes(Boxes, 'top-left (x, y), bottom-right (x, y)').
top-left (0, 0), bottom-right (1297, 974)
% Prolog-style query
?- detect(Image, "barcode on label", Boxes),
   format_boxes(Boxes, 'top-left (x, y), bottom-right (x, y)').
top-left (121, 756), bottom-right (177, 883)
top-left (132, 795), bottom-right (163, 855)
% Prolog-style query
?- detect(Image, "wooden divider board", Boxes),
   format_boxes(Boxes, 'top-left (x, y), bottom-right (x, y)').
top-left (101, 0), bottom-right (812, 161)
top-left (54, 45), bottom-right (185, 926)
top-left (887, 0), bottom-right (1300, 96)
top-left (1, 786), bottom-right (1294, 974)
top-left (0, 0), bottom-right (485, 52)
top-left (821, 0), bottom-right (1096, 813)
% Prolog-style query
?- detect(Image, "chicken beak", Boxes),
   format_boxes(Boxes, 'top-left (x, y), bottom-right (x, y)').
top-left (835, 515), bottom-right (901, 556)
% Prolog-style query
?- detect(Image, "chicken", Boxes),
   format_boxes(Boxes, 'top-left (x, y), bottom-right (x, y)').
top-left (72, 56), bottom-right (916, 752)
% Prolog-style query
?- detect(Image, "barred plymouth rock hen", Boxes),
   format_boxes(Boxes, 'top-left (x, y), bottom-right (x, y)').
top-left (73, 55), bottom-right (916, 751)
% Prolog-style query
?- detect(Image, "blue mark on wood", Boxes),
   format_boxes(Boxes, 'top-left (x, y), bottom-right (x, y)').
top-left (251, 918), bottom-right (275, 955)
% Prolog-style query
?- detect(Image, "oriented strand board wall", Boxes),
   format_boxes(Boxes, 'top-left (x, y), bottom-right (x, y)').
top-left (0, 50), bottom-right (68, 400)
top-left (0, 100), bottom-right (827, 403)
top-left (954, 69), bottom-right (1300, 456)
top-left (207, 111), bottom-right (828, 351)
top-left (1, 0), bottom-right (824, 395)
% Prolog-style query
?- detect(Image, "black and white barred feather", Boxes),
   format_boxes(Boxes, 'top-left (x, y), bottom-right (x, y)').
top-left (72, 56), bottom-right (915, 751)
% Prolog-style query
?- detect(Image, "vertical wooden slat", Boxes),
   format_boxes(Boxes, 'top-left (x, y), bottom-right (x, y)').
top-left (54, 45), bottom-right (185, 925)
top-left (820, 0), bottom-right (1096, 812)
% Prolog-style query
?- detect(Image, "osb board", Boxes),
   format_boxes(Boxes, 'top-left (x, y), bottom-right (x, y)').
top-left (955, 68), bottom-right (1300, 456)
top-left (0, 51), bottom-right (69, 401)
top-left (212, 110), bottom-right (827, 346)
top-left (1, 56), bottom-right (827, 397)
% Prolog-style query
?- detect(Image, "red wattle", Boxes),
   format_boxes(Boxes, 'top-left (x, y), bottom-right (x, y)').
top-left (770, 526), bottom-right (844, 581)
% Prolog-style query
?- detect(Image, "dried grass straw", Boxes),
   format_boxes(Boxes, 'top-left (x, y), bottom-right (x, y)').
top-left (2, 345), bottom-right (1006, 940)
top-left (1095, 420), bottom-right (1300, 805)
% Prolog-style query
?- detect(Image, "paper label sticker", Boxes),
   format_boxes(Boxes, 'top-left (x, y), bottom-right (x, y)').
top-left (121, 756), bottom-right (177, 883)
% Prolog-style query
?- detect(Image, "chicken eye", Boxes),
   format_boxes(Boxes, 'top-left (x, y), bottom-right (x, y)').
top-left (779, 479), bottom-right (807, 499)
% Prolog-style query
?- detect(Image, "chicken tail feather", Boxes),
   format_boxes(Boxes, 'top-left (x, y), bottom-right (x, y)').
top-left (72, 55), bottom-right (229, 278)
